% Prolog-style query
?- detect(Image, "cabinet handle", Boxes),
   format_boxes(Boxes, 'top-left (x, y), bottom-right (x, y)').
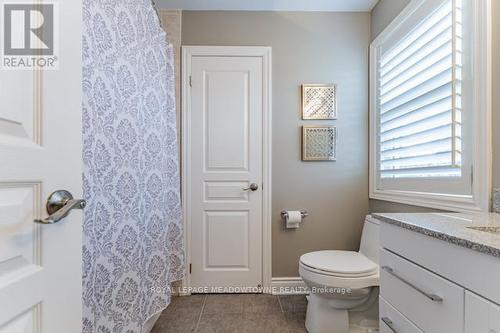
top-left (381, 266), bottom-right (443, 302)
top-left (381, 317), bottom-right (398, 333)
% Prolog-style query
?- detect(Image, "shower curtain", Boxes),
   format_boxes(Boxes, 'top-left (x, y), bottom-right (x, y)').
top-left (81, 0), bottom-right (184, 332)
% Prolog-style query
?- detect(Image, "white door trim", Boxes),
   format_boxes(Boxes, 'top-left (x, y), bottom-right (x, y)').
top-left (181, 46), bottom-right (272, 294)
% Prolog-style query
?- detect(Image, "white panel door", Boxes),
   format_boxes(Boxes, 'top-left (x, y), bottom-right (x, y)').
top-left (189, 53), bottom-right (263, 290)
top-left (0, 1), bottom-right (82, 332)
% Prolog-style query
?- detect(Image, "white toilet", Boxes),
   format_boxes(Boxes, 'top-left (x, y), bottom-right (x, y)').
top-left (299, 215), bottom-right (380, 333)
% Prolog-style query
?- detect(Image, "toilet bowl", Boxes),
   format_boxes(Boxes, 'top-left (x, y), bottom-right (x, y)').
top-left (299, 215), bottom-right (380, 333)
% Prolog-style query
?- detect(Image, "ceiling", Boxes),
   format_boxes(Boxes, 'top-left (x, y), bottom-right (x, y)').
top-left (155, 0), bottom-right (380, 12)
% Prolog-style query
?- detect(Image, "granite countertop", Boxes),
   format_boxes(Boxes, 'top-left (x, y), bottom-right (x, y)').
top-left (372, 212), bottom-right (500, 258)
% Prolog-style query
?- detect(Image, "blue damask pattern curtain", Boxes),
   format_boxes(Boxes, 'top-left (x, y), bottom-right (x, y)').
top-left (82, 0), bottom-right (184, 331)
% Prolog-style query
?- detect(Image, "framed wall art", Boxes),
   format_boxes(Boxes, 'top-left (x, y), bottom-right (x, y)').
top-left (302, 126), bottom-right (337, 161)
top-left (301, 84), bottom-right (337, 120)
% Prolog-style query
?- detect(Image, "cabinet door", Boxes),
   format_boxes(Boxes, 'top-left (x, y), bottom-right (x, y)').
top-left (465, 291), bottom-right (500, 333)
top-left (490, 301), bottom-right (500, 333)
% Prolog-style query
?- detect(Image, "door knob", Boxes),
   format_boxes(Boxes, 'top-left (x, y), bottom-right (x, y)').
top-left (242, 183), bottom-right (259, 191)
top-left (34, 190), bottom-right (86, 224)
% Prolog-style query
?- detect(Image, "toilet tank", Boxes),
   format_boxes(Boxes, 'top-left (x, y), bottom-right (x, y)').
top-left (359, 215), bottom-right (380, 264)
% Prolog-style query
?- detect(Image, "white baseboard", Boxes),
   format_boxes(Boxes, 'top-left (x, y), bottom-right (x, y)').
top-left (270, 277), bottom-right (308, 295)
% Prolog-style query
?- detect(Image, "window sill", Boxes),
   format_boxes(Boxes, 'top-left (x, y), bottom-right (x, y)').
top-left (369, 189), bottom-right (485, 213)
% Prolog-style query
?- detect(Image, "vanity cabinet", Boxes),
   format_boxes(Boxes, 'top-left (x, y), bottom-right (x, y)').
top-left (378, 217), bottom-right (500, 333)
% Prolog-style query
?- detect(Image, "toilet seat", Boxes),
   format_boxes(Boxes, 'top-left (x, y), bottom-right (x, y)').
top-left (300, 250), bottom-right (378, 278)
top-left (299, 250), bottom-right (379, 290)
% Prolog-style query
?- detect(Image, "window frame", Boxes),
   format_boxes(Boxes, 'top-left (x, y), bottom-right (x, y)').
top-left (369, 0), bottom-right (492, 212)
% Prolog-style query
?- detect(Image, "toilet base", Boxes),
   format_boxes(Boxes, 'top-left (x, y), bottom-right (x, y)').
top-left (305, 294), bottom-right (349, 333)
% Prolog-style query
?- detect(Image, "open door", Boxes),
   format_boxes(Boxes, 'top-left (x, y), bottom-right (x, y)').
top-left (0, 0), bottom-right (83, 332)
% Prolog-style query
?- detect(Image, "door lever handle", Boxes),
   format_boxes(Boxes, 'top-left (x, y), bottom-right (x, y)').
top-left (34, 190), bottom-right (86, 224)
top-left (242, 183), bottom-right (259, 191)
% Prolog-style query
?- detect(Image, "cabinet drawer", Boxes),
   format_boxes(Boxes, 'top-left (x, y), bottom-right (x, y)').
top-left (380, 249), bottom-right (464, 333)
top-left (380, 296), bottom-right (423, 333)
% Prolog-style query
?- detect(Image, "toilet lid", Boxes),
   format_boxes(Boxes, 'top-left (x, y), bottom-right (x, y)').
top-left (300, 250), bottom-right (378, 277)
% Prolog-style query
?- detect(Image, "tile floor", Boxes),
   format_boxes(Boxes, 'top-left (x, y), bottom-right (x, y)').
top-left (152, 294), bottom-right (308, 333)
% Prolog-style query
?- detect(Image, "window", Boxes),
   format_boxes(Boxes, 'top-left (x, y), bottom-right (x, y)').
top-left (370, 0), bottom-right (491, 212)
top-left (379, 0), bottom-right (461, 179)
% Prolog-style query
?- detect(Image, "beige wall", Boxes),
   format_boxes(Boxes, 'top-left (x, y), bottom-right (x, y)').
top-left (182, 11), bottom-right (371, 277)
top-left (369, 0), bottom-right (500, 213)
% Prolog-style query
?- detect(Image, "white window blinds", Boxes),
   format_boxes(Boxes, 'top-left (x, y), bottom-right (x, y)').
top-left (378, 0), bottom-right (462, 179)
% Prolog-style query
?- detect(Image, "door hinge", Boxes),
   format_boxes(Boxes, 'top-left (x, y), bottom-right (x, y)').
top-left (189, 75), bottom-right (192, 87)
top-left (189, 263), bottom-right (192, 274)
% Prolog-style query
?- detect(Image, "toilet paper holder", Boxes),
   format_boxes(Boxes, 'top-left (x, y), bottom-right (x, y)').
top-left (280, 210), bottom-right (308, 220)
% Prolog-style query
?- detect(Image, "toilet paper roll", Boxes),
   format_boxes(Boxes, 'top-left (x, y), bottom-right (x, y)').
top-left (286, 211), bottom-right (302, 229)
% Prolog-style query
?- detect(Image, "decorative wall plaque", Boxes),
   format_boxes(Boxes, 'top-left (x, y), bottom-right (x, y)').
top-left (302, 126), bottom-right (337, 161)
top-left (302, 84), bottom-right (337, 120)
